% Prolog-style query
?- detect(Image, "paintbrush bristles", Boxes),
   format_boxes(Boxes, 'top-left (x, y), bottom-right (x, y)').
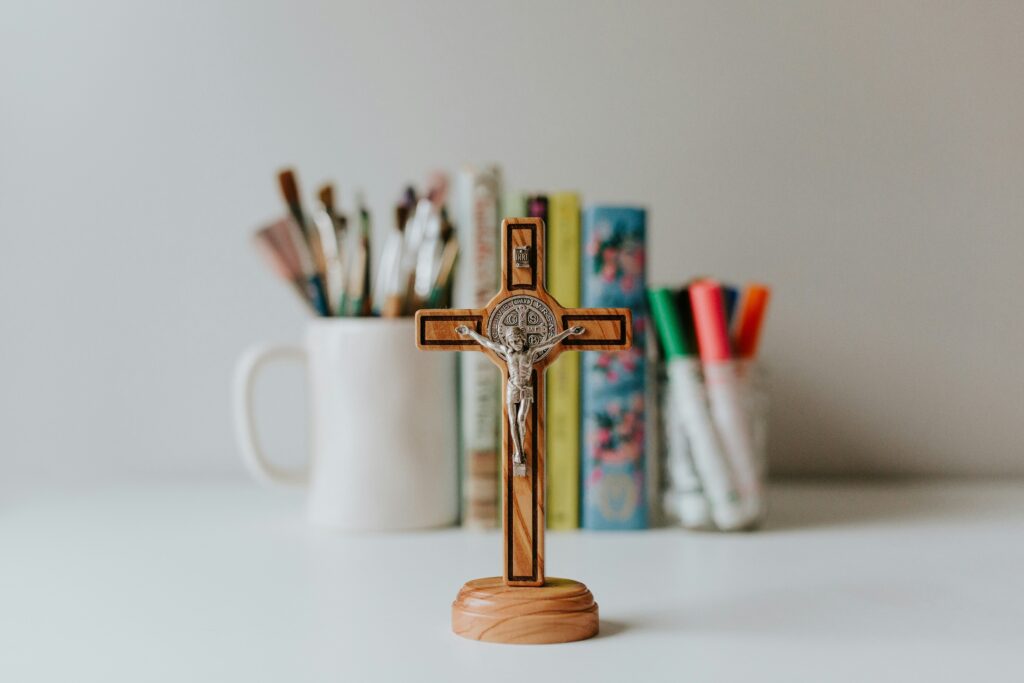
top-left (257, 219), bottom-right (302, 276)
top-left (395, 204), bottom-right (410, 232)
top-left (277, 168), bottom-right (305, 227)
top-left (271, 215), bottom-right (314, 275)
top-left (254, 229), bottom-right (295, 281)
top-left (254, 221), bottom-right (318, 313)
top-left (426, 171), bottom-right (449, 206)
top-left (318, 184), bottom-right (335, 213)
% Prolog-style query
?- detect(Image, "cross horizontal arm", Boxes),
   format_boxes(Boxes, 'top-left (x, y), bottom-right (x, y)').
top-left (557, 308), bottom-right (633, 350)
top-left (415, 309), bottom-right (487, 351)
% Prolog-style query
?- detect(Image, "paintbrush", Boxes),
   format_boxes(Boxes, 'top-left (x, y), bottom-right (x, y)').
top-left (277, 169), bottom-right (329, 314)
top-left (322, 185), bottom-right (351, 306)
top-left (280, 215), bottom-right (329, 315)
top-left (277, 168), bottom-right (308, 231)
top-left (376, 203), bottom-right (410, 317)
top-left (317, 183), bottom-right (334, 219)
top-left (312, 183), bottom-right (346, 315)
top-left (427, 219), bottom-right (459, 309)
top-left (343, 192), bottom-right (373, 316)
top-left (253, 219), bottom-right (319, 314)
top-left (318, 183), bottom-right (350, 237)
top-left (411, 176), bottom-right (449, 311)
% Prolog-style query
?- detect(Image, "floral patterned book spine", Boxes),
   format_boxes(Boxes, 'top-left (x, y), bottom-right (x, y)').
top-left (580, 206), bottom-right (648, 529)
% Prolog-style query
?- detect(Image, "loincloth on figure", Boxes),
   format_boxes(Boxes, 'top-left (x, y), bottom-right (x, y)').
top-left (506, 383), bottom-right (534, 404)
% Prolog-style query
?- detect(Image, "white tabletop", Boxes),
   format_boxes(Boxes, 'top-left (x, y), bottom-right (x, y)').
top-left (3, 480), bottom-right (1022, 682)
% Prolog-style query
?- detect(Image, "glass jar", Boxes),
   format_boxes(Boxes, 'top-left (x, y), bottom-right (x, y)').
top-left (657, 359), bottom-right (768, 531)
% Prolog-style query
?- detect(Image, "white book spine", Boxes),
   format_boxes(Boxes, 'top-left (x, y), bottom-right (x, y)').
top-left (452, 167), bottom-right (502, 527)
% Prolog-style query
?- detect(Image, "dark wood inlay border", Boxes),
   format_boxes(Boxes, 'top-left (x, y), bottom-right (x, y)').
top-left (418, 314), bottom-right (483, 346)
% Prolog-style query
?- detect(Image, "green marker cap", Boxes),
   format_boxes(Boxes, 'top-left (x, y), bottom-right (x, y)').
top-left (647, 288), bottom-right (691, 358)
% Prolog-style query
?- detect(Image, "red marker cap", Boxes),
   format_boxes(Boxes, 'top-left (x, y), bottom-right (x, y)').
top-left (689, 280), bottom-right (732, 362)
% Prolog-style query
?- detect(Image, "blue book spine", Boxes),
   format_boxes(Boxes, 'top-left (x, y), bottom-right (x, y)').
top-left (580, 206), bottom-right (648, 529)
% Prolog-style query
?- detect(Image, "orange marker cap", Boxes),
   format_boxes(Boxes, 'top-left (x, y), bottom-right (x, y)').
top-left (689, 281), bottom-right (732, 362)
top-left (734, 284), bottom-right (771, 359)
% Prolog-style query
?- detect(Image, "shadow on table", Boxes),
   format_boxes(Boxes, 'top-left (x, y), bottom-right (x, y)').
top-left (594, 620), bottom-right (629, 640)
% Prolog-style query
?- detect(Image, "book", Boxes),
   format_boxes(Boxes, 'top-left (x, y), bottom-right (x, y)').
top-left (452, 166), bottom-right (503, 528)
top-left (645, 302), bottom-right (665, 527)
top-left (580, 206), bottom-right (648, 529)
top-left (542, 193), bottom-right (581, 529)
top-left (526, 194), bottom-right (548, 225)
top-left (504, 192), bottom-right (525, 220)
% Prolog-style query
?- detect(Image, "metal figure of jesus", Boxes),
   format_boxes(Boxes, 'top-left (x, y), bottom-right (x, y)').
top-left (455, 323), bottom-right (585, 474)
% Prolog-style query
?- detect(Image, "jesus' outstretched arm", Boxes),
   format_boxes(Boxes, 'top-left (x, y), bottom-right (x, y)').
top-left (455, 326), bottom-right (508, 358)
top-left (530, 326), bottom-right (585, 356)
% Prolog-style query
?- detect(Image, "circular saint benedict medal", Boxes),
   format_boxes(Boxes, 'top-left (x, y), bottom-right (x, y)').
top-left (488, 296), bottom-right (558, 360)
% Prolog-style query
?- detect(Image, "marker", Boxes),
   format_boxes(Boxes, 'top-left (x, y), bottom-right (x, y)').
top-left (722, 284), bottom-right (739, 330)
top-left (733, 283), bottom-right (771, 477)
top-left (674, 287), bottom-right (699, 355)
top-left (734, 284), bottom-right (771, 360)
top-left (689, 281), bottom-right (762, 525)
top-left (648, 288), bottom-right (745, 530)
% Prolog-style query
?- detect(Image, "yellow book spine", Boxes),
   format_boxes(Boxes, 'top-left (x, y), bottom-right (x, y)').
top-left (546, 192), bottom-right (581, 529)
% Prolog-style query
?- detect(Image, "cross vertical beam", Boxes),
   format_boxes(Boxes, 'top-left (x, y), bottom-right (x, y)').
top-left (505, 366), bottom-right (543, 583)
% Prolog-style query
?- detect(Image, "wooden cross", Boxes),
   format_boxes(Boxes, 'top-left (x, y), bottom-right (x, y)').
top-left (415, 217), bottom-right (632, 587)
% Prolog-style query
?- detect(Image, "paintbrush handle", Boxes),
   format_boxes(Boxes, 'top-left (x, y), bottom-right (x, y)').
top-left (303, 275), bottom-right (330, 316)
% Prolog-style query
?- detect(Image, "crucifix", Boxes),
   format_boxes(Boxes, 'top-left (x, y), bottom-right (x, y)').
top-left (415, 217), bottom-right (632, 644)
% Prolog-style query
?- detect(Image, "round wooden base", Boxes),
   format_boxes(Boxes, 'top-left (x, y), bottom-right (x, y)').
top-left (451, 577), bottom-right (599, 644)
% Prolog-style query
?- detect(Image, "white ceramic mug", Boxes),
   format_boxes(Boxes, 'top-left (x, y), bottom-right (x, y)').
top-left (233, 318), bottom-right (457, 530)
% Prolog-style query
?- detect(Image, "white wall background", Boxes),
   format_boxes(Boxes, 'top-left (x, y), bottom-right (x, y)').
top-left (2, 0), bottom-right (1022, 490)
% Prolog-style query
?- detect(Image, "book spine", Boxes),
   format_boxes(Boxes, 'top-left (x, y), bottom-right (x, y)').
top-left (453, 166), bottom-right (502, 528)
top-left (504, 192), bottom-right (525, 220)
top-left (544, 193), bottom-right (581, 529)
top-left (526, 194), bottom-right (548, 225)
top-left (580, 206), bottom-right (648, 529)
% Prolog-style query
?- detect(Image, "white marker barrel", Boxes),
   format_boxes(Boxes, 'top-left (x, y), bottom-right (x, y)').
top-left (662, 379), bottom-right (711, 528)
top-left (669, 358), bottom-right (749, 530)
top-left (704, 360), bottom-right (763, 523)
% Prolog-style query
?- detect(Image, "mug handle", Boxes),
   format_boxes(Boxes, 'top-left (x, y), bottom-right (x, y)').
top-left (232, 343), bottom-right (310, 488)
